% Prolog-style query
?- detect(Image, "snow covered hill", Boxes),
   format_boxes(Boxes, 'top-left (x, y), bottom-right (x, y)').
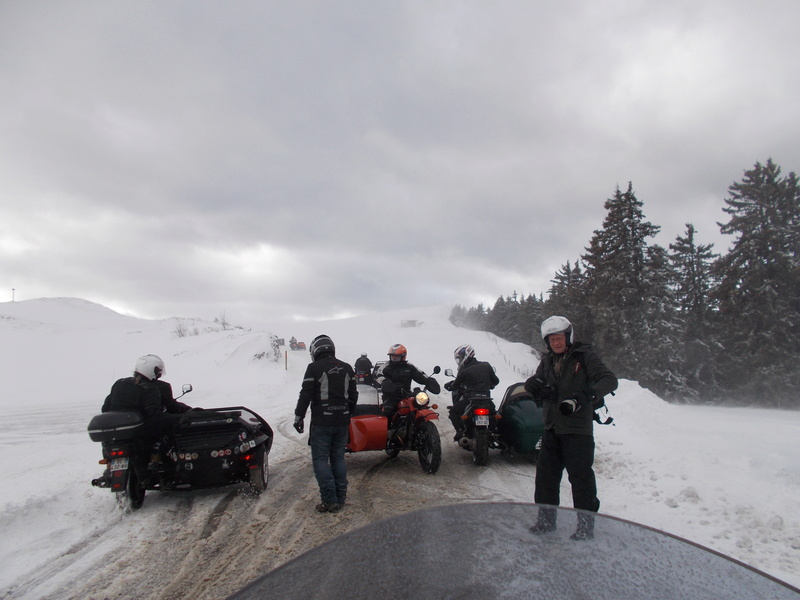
top-left (0, 298), bottom-right (798, 598)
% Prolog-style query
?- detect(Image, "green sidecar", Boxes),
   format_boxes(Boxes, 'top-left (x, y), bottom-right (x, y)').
top-left (497, 381), bottom-right (545, 457)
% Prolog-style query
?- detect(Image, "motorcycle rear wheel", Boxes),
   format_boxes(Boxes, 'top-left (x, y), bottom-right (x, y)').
top-left (249, 445), bottom-right (270, 493)
top-left (126, 467), bottom-right (146, 510)
top-left (417, 420), bottom-right (441, 474)
top-left (472, 428), bottom-right (489, 466)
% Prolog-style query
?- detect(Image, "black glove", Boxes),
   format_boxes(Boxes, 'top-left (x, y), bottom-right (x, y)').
top-left (526, 377), bottom-right (555, 402)
top-left (559, 389), bottom-right (596, 416)
top-left (572, 389), bottom-right (596, 407)
top-left (381, 379), bottom-right (398, 394)
top-left (293, 415), bottom-right (304, 434)
top-left (444, 381), bottom-right (453, 392)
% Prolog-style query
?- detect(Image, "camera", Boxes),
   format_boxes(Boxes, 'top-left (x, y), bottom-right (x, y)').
top-left (559, 397), bottom-right (582, 416)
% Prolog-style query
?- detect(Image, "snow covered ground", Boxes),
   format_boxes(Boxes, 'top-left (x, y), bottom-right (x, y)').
top-left (0, 298), bottom-right (798, 598)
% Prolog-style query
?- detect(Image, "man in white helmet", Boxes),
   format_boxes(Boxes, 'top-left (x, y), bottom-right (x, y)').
top-left (102, 354), bottom-right (175, 475)
top-left (444, 344), bottom-right (500, 442)
top-left (525, 316), bottom-right (617, 540)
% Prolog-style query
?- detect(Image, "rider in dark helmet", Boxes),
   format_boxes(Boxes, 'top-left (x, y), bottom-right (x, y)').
top-left (354, 353), bottom-right (374, 384)
top-left (445, 344), bottom-right (499, 442)
top-left (293, 335), bottom-right (359, 513)
top-left (380, 344), bottom-right (441, 423)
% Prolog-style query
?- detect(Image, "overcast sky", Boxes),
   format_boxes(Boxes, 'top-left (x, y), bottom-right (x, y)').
top-left (2, 1), bottom-right (799, 324)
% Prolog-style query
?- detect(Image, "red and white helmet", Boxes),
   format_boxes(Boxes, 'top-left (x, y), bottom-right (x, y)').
top-left (387, 344), bottom-right (407, 362)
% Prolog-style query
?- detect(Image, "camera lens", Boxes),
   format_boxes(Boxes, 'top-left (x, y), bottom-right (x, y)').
top-left (559, 398), bottom-right (578, 415)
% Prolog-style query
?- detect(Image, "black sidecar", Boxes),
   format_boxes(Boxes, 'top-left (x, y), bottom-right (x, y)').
top-left (89, 406), bottom-right (274, 508)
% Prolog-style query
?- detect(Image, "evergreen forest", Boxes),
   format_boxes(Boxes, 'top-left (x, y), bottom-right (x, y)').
top-left (450, 159), bottom-right (800, 407)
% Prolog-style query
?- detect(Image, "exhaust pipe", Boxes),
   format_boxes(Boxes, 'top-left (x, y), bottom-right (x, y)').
top-left (458, 437), bottom-right (471, 450)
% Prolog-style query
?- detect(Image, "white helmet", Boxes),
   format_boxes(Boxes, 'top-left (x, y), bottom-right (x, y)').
top-left (134, 354), bottom-right (165, 380)
top-left (541, 316), bottom-right (573, 349)
top-left (454, 344), bottom-right (475, 368)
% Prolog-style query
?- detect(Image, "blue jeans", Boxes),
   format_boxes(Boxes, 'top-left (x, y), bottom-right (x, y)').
top-left (309, 424), bottom-right (349, 504)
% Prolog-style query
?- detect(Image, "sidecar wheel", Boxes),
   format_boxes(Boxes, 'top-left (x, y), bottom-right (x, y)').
top-left (127, 467), bottom-right (146, 510)
top-left (472, 429), bottom-right (489, 466)
top-left (417, 421), bottom-right (441, 474)
top-left (249, 445), bottom-right (269, 493)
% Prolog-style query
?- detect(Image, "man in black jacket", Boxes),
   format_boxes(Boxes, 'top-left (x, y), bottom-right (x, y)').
top-left (445, 344), bottom-right (500, 441)
top-left (294, 335), bottom-right (358, 513)
top-left (102, 354), bottom-right (173, 475)
top-left (379, 343), bottom-right (441, 423)
top-left (353, 353), bottom-right (374, 384)
top-left (525, 316), bottom-right (617, 540)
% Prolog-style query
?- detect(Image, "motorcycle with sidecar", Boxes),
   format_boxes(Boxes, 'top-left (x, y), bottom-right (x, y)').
top-left (88, 386), bottom-right (274, 509)
top-left (444, 372), bottom-right (545, 463)
top-left (347, 367), bottom-right (442, 474)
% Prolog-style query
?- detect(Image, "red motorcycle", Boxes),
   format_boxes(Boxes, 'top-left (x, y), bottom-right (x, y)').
top-left (347, 367), bottom-right (442, 474)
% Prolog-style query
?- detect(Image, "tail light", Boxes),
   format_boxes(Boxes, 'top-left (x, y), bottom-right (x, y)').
top-left (474, 408), bottom-right (490, 416)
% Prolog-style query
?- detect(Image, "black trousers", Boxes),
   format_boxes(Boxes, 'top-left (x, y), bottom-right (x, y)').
top-left (534, 429), bottom-right (599, 512)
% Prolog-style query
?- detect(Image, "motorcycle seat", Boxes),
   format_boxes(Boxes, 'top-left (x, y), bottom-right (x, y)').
top-left (353, 405), bottom-right (383, 417)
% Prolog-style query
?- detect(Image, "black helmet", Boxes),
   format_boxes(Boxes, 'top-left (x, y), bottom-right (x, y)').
top-left (309, 334), bottom-right (335, 360)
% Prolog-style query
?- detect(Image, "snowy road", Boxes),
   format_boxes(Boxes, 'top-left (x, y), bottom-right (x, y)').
top-left (3, 410), bottom-right (537, 600)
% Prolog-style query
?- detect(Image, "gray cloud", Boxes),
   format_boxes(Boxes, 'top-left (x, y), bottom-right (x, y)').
top-left (2, 0), bottom-right (799, 323)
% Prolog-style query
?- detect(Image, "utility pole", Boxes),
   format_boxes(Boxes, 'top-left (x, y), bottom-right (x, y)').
top-left (11, 288), bottom-right (14, 301)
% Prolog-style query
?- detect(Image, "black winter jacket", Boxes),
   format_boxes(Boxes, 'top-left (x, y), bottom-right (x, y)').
top-left (381, 361), bottom-right (441, 401)
top-left (354, 356), bottom-right (373, 374)
top-left (525, 342), bottom-right (617, 436)
top-left (155, 380), bottom-right (192, 413)
top-left (102, 377), bottom-right (162, 418)
top-left (295, 353), bottom-right (358, 427)
top-left (451, 356), bottom-right (499, 398)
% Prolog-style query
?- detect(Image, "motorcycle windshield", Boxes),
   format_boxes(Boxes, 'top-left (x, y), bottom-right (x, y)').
top-left (227, 503), bottom-right (799, 600)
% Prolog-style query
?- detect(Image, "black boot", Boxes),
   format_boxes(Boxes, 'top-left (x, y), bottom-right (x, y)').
top-left (529, 507), bottom-right (557, 534)
top-left (570, 512), bottom-right (595, 541)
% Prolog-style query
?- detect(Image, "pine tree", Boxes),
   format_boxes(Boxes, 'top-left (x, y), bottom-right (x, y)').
top-left (543, 260), bottom-right (593, 344)
top-left (711, 159), bottom-right (800, 405)
top-left (582, 183), bottom-right (660, 380)
top-left (668, 224), bottom-right (720, 397)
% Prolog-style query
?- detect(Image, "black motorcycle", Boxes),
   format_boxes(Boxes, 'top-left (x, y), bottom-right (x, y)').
top-left (445, 369), bottom-right (499, 466)
top-left (88, 386), bottom-right (274, 509)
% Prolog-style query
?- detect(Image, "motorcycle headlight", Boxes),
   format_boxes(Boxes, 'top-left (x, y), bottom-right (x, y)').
top-left (415, 391), bottom-right (430, 407)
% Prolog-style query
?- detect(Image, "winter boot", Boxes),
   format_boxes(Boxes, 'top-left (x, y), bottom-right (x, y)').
top-left (570, 512), bottom-right (595, 541)
top-left (529, 507), bottom-right (557, 534)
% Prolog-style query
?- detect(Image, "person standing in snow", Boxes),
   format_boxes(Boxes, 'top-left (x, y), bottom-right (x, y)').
top-left (444, 344), bottom-right (500, 441)
top-left (525, 316), bottom-right (618, 540)
top-left (293, 335), bottom-right (358, 513)
top-left (379, 343), bottom-right (441, 424)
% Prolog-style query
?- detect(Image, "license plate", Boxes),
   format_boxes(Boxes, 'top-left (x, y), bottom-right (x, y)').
top-left (474, 415), bottom-right (490, 426)
top-left (110, 457), bottom-right (129, 471)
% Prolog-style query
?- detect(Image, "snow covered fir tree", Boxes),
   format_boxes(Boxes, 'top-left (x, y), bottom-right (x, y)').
top-left (451, 159), bottom-right (800, 407)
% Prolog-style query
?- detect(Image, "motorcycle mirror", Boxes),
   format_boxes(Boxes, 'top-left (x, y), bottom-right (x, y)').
top-left (175, 383), bottom-right (193, 398)
top-left (444, 368), bottom-right (454, 377)
top-left (432, 365), bottom-right (441, 375)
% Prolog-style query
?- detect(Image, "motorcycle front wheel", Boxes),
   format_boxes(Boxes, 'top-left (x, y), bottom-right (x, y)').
top-left (472, 428), bottom-right (489, 466)
top-left (417, 420), bottom-right (441, 475)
